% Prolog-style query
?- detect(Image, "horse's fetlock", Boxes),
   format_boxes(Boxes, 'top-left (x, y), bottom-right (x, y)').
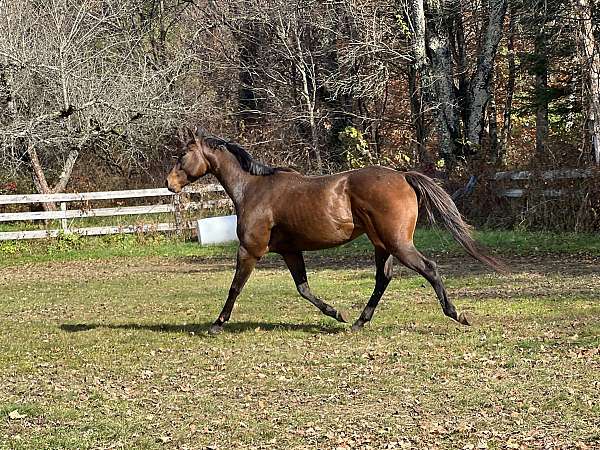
top-left (322, 305), bottom-right (337, 317)
top-left (443, 305), bottom-right (458, 321)
top-left (209, 322), bottom-right (224, 335)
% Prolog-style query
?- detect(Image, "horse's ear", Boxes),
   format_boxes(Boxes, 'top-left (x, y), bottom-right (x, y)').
top-left (194, 126), bottom-right (207, 140)
top-left (186, 127), bottom-right (196, 142)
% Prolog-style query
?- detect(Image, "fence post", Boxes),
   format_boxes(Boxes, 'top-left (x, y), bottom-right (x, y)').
top-left (60, 202), bottom-right (69, 233)
top-left (173, 194), bottom-right (183, 234)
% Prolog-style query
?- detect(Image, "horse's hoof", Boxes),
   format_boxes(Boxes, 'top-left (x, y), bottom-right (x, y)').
top-left (350, 321), bottom-right (364, 332)
top-left (208, 324), bottom-right (224, 335)
top-left (457, 312), bottom-right (470, 326)
top-left (336, 309), bottom-right (350, 323)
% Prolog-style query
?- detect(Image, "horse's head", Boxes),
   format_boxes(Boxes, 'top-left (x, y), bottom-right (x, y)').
top-left (166, 128), bottom-right (211, 193)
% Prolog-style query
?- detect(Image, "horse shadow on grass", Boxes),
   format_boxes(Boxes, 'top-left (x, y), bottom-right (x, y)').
top-left (60, 321), bottom-right (346, 336)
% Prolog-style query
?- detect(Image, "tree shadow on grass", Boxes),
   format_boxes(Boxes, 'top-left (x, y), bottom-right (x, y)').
top-left (60, 321), bottom-right (346, 336)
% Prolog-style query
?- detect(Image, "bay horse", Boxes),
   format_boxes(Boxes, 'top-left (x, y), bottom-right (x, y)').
top-left (166, 129), bottom-right (503, 335)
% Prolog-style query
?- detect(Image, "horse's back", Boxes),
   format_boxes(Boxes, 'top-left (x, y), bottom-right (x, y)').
top-left (267, 166), bottom-right (415, 220)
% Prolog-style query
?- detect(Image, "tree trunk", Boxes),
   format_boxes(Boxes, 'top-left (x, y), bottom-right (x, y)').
top-left (575, 0), bottom-right (600, 165)
top-left (52, 149), bottom-right (79, 193)
top-left (451, 4), bottom-right (469, 129)
top-left (534, 37), bottom-right (549, 160)
top-left (306, 101), bottom-right (322, 173)
top-left (535, 70), bottom-right (549, 160)
top-left (26, 142), bottom-right (79, 211)
top-left (235, 21), bottom-right (261, 124)
top-left (409, 0), bottom-right (427, 72)
top-left (296, 33), bottom-right (322, 174)
top-left (27, 143), bottom-right (56, 212)
top-left (424, 0), bottom-right (462, 170)
top-left (489, 70), bottom-right (499, 161)
top-left (465, 0), bottom-right (508, 155)
top-left (317, 22), bottom-right (353, 167)
top-left (1, 58), bottom-right (17, 120)
top-left (408, 66), bottom-right (429, 165)
top-left (500, 7), bottom-right (517, 160)
top-left (407, 0), bottom-right (430, 165)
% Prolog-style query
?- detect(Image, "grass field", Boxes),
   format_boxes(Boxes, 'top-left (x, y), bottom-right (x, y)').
top-left (1, 231), bottom-right (599, 449)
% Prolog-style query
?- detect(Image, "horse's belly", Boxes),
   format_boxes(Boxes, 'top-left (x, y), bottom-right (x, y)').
top-left (269, 216), bottom-right (362, 252)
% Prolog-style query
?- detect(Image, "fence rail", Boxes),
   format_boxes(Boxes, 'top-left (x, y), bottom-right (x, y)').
top-left (0, 184), bottom-right (232, 241)
top-left (0, 185), bottom-right (224, 205)
top-left (493, 168), bottom-right (593, 181)
top-left (494, 168), bottom-right (594, 198)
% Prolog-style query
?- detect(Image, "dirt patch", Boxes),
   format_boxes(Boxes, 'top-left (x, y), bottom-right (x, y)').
top-left (2, 252), bottom-right (598, 285)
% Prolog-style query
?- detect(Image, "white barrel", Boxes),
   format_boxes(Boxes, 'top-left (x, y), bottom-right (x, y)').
top-left (196, 215), bottom-right (239, 245)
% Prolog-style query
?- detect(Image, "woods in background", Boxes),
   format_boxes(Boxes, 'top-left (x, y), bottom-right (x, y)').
top-left (0, 0), bottom-right (598, 229)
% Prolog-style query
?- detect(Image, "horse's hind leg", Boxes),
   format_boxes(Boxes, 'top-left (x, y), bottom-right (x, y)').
top-left (394, 244), bottom-right (469, 325)
top-left (282, 252), bottom-right (349, 323)
top-left (351, 247), bottom-right (394, 331)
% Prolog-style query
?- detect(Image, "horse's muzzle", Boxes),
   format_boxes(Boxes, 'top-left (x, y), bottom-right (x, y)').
top-left (166, 180), bottom-right (180, 194)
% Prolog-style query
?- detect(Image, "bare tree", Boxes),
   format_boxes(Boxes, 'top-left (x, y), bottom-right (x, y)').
top-left (2, 0), bottom-right (590, 204)
top-left (0, 0), bottom-right (207, 203)
top-left (466, 0), bottom-right (508, 153)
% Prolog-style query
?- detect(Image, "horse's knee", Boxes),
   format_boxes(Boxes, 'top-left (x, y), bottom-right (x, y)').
top-left (238, 241), bottom-right (267, 260)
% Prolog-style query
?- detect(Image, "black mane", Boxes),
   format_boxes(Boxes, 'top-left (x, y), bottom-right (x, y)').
top-left (201, 135), bottom-right (280, 176)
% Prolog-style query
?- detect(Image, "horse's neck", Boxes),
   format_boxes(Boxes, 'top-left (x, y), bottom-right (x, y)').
top-left (208, 151), bottom-right (252, 208)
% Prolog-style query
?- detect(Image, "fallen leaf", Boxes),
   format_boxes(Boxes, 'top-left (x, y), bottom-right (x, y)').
top-left (8, 410), bottom-right (26, 420)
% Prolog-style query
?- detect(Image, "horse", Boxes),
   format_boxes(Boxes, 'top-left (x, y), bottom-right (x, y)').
top-left (166, 129), bottom-right (504, 335)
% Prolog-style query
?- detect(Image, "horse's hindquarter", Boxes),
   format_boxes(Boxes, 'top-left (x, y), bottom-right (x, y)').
top-left (267, 172), bottom-right (362, 252)
top-left (347, 167), bottom-right (419, 246)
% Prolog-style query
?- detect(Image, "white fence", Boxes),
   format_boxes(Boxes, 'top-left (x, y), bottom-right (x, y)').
top-left (0, 184), bottom-right (232, 241)
top-left (494, 168), bottom-right (594, 198)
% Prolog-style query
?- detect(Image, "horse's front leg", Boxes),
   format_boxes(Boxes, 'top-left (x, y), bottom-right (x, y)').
top-left (209, 246), bottom-right (257, 335)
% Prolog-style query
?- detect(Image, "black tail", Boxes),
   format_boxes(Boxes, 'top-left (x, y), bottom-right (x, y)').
top-left (404, 171), bottom-right (507, 273)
